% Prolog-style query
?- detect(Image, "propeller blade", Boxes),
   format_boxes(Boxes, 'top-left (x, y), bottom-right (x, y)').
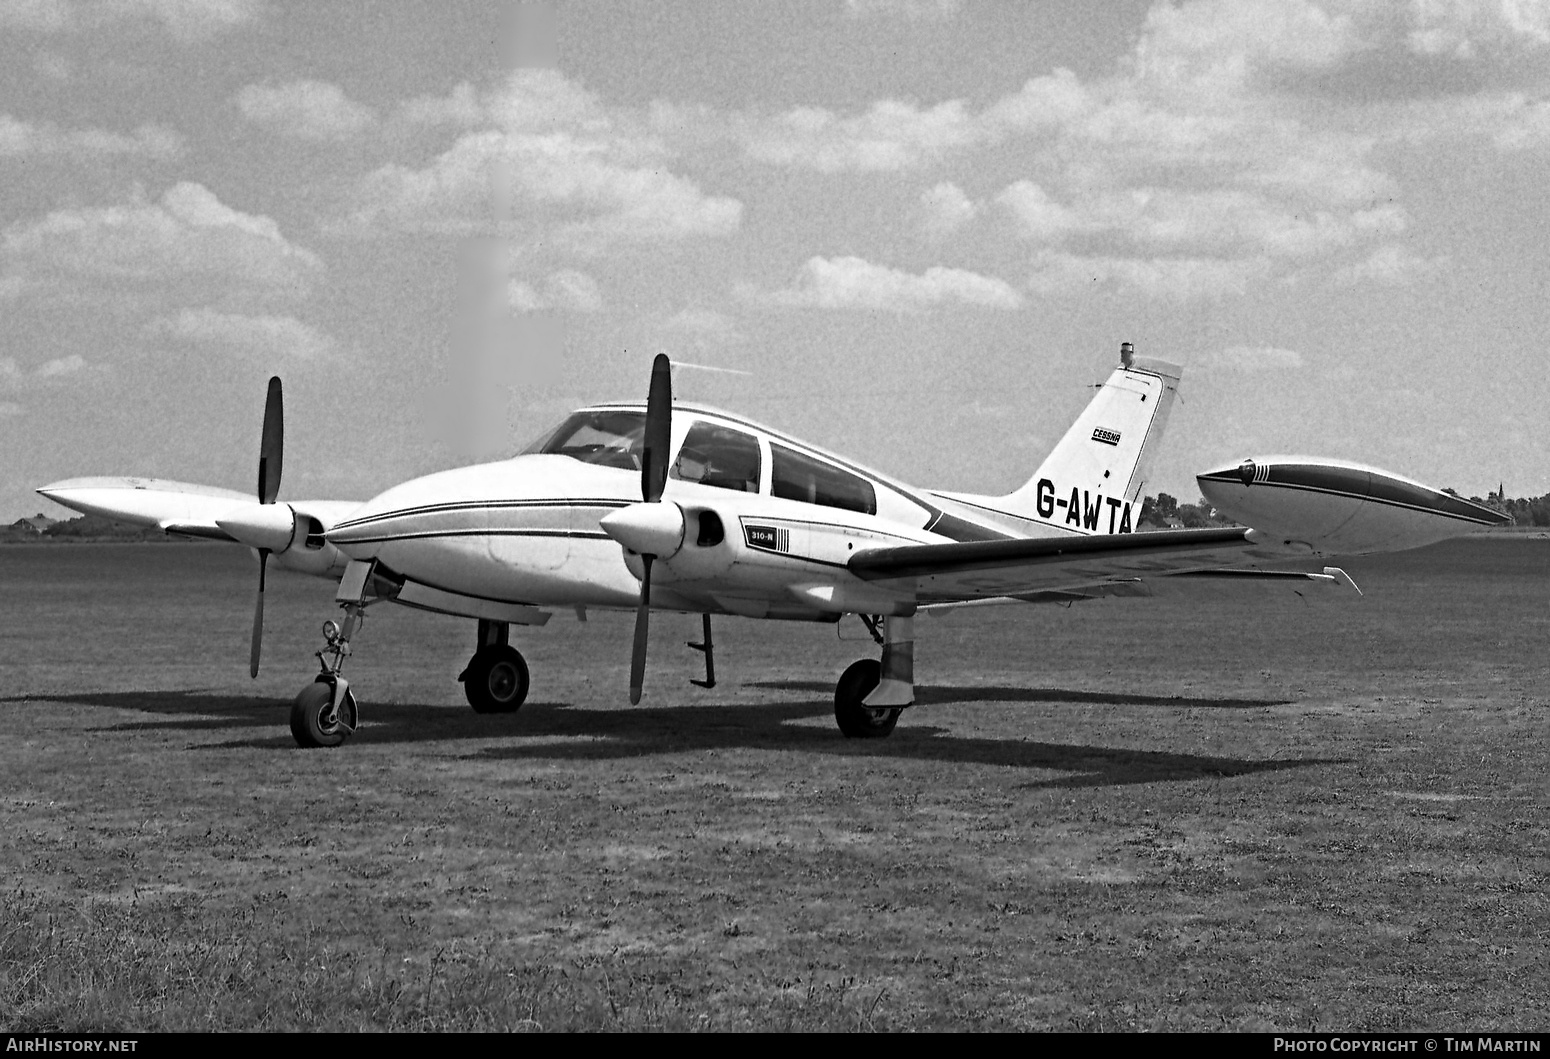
top-left (641, 354), bottom-right (671, 503)
top-left (629, 553), bottom-right (652, 704)
top-left (250, 548), bottom-right (268, 678)
top-left (258, 376), bottom-right (283, 504)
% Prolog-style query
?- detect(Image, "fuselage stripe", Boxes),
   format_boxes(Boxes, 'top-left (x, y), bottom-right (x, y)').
top-left (332, 529), bottom-right (615, 545)
top-left (332, 499), bottom-right (630, 532)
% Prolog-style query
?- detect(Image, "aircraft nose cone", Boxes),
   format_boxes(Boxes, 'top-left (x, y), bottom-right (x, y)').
top-left (599, 502), bottom-right (685, 558)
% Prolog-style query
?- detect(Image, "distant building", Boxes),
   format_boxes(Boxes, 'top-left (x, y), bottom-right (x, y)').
top-left (10, 513), bottom-right (56, 534)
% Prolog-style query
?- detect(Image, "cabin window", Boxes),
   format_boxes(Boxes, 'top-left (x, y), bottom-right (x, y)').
top-left (670, 421), bottom-right (762, 493)
top-left (523, 410), bottom-right (645, 471)
top-left (770, 443), bottom-right (876, 515)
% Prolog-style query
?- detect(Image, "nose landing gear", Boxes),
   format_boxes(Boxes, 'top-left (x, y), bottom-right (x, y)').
top-left (290, 607), bottom-right (364, 748)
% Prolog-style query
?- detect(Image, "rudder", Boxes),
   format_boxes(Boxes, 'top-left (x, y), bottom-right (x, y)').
top-left (948, 344), bottom-right (1181, 535)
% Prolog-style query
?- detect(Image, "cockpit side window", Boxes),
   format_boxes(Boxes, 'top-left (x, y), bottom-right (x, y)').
top-left (770, 443), bottom-right (877, 515)
top-left (523, 410), bottom-right (646, 471)
top-left (670, 421), bottom-right (762, 493)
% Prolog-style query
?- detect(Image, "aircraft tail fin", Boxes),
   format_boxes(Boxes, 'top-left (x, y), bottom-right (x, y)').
top-left (952, 345), bottom-right (1182, 535)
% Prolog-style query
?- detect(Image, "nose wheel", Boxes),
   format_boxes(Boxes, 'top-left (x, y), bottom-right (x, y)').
top-left (289, 604), bottom-right (366, 748)
top-left (460, 644), bottom-right (530, 714)
top-left (290, 678), bottom-right (359, 748)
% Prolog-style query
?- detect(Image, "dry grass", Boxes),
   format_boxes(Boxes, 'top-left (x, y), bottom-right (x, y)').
top-left (1, 539), bottom-right (1546, 1030)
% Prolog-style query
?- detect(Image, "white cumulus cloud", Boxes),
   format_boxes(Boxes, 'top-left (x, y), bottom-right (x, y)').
top-left (349, 70), bottom-right (741, 244)
top-left (0, 115), bottom-right (182, 158)
top-left (758, 255), bottom-right (1024, 312)
top-left (844, 0), bottom-right (962, 20)
top-left (1330, 243), bottom-right (1449, 286)
top-left (3, 182), bottom-right (321, 293)
top-left (743, 97), bottom-right (977, 173)
top-left (506, 269), bottom-right (603, 312)
top-left (0, 352), bottom-right (92, 390)
top-left (235, 80), bottom-right (377, 141)
top-left (997, 181), bottom-right (1084, 243)
top-left (0, 0), bottom-right (266, 42)
top-left (1027, 251), bottom-right (1273, 301)
top-left (919, 182), bottom-right (978, 238)
top-left (397, 82), bottom-right (485, 129)
top-left (35, 353), bottom-right (85, 376)
top-left (148, 308), bottom-right (335, 360)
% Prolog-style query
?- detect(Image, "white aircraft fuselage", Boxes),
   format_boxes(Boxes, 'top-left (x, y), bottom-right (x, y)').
top-left (324, 401), bottom-right (1046, 623)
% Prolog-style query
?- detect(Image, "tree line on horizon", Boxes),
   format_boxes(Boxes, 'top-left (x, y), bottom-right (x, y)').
top-left (1445, 487), bottom-right (1550, 527)
top-left (1141, 488), bottom-right (1550, 529)
top-left (4, 513), bottom-right (166, 543)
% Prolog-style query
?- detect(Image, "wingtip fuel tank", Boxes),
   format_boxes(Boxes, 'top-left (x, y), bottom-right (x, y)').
top-left (1197, 456), bottom-right (1511, 555)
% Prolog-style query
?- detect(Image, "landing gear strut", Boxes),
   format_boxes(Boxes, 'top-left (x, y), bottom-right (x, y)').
top-left (290, 604), bottom-right (364, 748)
top-left (459, 619), bottom-right (530, 714)
top-left (834, 613), bottom-right (915, 739)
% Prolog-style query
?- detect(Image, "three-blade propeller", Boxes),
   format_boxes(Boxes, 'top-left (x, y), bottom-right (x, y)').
top-left (629, 354), bottom-right (674, 704)
top-left (250, 376), bottom-right (283, 678)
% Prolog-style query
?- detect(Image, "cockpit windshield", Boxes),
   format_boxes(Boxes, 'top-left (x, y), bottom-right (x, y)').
top-left (522, 409), bottom-right (646, 471)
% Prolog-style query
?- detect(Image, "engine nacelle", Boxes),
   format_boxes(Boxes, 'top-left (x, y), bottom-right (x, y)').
top-left (619, 506), bottom-right (737, 584)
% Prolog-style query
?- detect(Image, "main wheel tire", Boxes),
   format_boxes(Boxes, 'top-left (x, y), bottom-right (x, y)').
top-left (290, 680), bottom-right (358, 748)
top-left (834, 658), bottom-right (900, 739)
top-left (462, 645), bottom-right (530, 714)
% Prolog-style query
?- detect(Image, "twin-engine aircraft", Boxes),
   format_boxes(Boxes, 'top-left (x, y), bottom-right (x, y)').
top-left (39, 344), bottom-right (1509, 747)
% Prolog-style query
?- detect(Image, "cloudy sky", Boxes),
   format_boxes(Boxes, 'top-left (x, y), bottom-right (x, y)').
top-left (4, 0), bottom-right (1549, 523)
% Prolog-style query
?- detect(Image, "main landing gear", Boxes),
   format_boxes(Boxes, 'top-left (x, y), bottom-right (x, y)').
top-left (459, 619), bottom-right (530, 714)
top-left (834, 613), bottom-right (915, 739)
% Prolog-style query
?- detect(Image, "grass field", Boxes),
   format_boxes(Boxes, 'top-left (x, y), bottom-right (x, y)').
top-left (1, 539), bottom-right (1546, 1031)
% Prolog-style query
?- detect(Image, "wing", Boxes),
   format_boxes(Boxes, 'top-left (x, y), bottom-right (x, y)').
top-left (847, 526), bottom-right (1354, 604)
top-left (38, 477), bottom-right (251, 540)
top-left (38, 476), bottom-right (362, 578)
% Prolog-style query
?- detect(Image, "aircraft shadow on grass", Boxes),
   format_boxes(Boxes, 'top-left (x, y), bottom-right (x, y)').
top-left (747, 680), bottom-right (1293, 710)
top-left (6, 685), bottom-right (1337, 791)
top-left (1, 690), bottom-right (287, 735)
